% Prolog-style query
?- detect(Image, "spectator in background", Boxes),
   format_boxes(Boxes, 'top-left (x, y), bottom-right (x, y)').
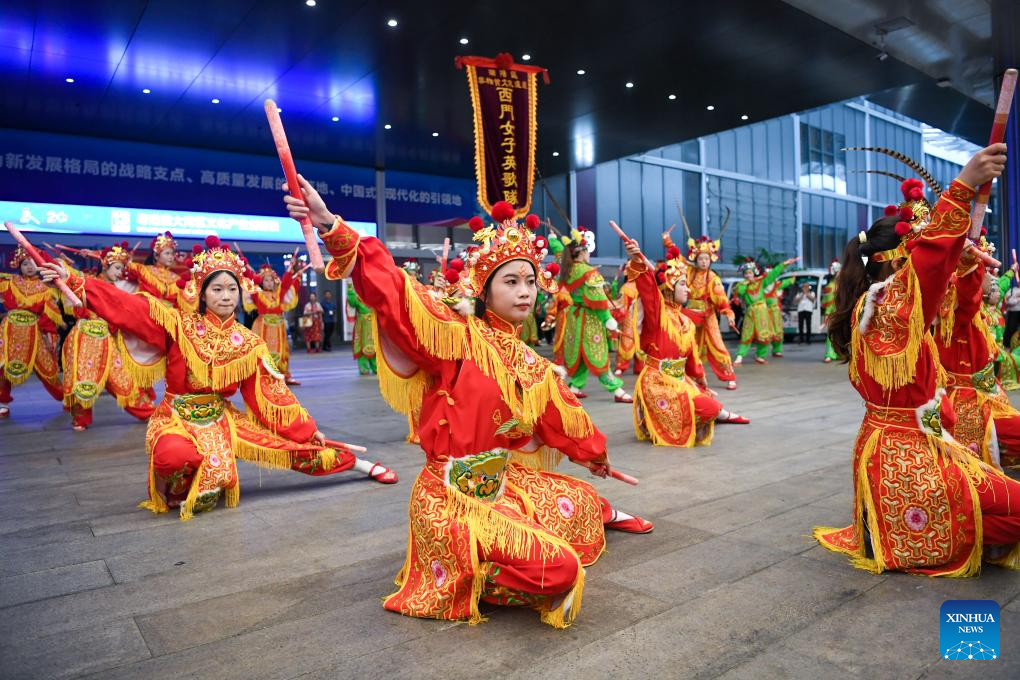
top-left (1005, 283), bottom-right (1020, 350)
top-left (301, 292), bottom-right (324, 353)
top-left (794, 282), bottom-right (815, 345)
top-left (321, 289), bottom-right (336, 352)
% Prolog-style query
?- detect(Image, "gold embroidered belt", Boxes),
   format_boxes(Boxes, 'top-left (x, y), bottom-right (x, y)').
top-left (260, 313), bottom-right (284, 327)
top-left (429, 449), bottom-right (510, 503)
top-left (76, 318), bottom-right (110, 338)
top-left (167, 392), bottom-right (226, 425)
top-left (865, 391), bottom-right (945, 438)
top-left (686, 300), bottom-right (707, 312)
top-left (6, 309), bottom-right (38, 326)
top-left (645, 355), bottom-right (688, 379)
top-left (945, 363), bottom-right (997, 396)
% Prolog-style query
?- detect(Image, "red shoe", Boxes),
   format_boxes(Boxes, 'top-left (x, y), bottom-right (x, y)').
top-left (368, 463), bottom-right (398, 484)
top-left (571, 391), bottom-right (588, 399)
top-left (0, 406), bottom-right (9, 419)
top-left (717, 414), bottom-right (750, 425)
top-left (614, 393), bottom-right (634, 403)
top-left (72, 424), bottom-right (87, 432)
top-left (285, 378), bottom-right (302, 386)
top-left (726, 381), bottom-right (737, 390)
top-left (754, 357), bottom-right (768, 364)
top-left (606, 516), bottom-right (654, 534)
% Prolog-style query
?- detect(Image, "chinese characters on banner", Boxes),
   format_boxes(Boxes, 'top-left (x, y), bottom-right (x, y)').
top-left (455, 53), bottom-right (548, 218)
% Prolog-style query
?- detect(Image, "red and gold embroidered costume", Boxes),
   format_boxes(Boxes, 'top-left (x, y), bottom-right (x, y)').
top-left (127, 231), bottom-right (183, 307)
top-left (670, 233), bottom-right (737, 385)
top-left (814, 178), bottom-right (1020, 575)
top-left (613, 279), bottom-right (643, 375)
top-left (64, 237), bottom-right (364, 520)
top-left (626, 253), bottom-right (724, 447)
top-left (323, 205), bottom-right (609, 628)
top-left (0, 248), bottom-right (64, 410)
top-left (243, 265), bottom-right (300, 380)
top-left (61, 245), bottom-right (157, 429)
top-left (935, 247), bottom-right (1020, 469)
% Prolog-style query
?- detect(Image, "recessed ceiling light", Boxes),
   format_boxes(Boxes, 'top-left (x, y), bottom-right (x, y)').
top-left (331, 115), bottom-right (339, 122)
top-left (706, 105), bottom-right (715, 111)
top-left (277, 108), bottom-right (283, 113)
top-left (625, 82), bottom-right (634, 88)
top-left (521, 54), bottom-right (531, 61)
top-left (65, 77), bottom-right (74, 83)
top-left (305, 0), bottom-right (316, 6)
top-left (740, 114), bottom-right (749, 120)
top-left (459, 37), bottom-right (469, 45)
top-left (384, 124), bottom-right (392, 130)
top-left (432, 131), bottom-right (439, 137)
top-left (576, 69), bottom-right (586, 75)
top-left (552, 151), bottom-right (560, 157)
top-left (668, 94), bottom-right (677, 100)
top-left (387, 18), bottom-right (398, 27)
top-left (142, 88), bottom-right (151, 94)
top-left (211, 98), bottom-right (220, 104)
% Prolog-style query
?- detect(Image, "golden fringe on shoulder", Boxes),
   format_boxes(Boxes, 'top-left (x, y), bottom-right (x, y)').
top-left (850, 266), bottom-right (924, 390)
top-left (115, 332), bottom-right (165, 389)
top-left (444, 485), bottom-right (568, 563)
top-left (372, 314), bottom-right (432, 415)
top-left (403, 273), bottom-right (466, 360)
top-left (468, 318), bottom-right (592, 438)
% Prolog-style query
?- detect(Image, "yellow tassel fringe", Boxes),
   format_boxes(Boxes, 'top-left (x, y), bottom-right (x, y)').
top-left (540, 561), bottom-right (585, 629)
top-left (850, 265), bottom-right (925, 390)
top-left (115, 332), bottom-right (166, 389)
top-left (404, 273), bottom-right (467, 361)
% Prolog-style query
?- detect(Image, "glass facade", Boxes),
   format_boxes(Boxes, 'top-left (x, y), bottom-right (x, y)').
top-left (545, 97), bottom-right (995, 272)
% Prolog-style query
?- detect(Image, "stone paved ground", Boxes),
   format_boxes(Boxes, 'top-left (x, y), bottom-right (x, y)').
top-left (1, 340), bottom-right (1017, 679)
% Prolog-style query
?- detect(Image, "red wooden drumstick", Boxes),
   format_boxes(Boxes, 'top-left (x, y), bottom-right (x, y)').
top-left (264, 99), bottom-right (326, 271)
top-left (965, 241), bottom-right (1002, 269)
top-left (324, 439), bottom-right (367, 453)
top-left (440, 237), bottom-right (450, 271)
top-left (609, 220), bottom-right (655, 269)
top-left (578, 460), bottom-right (639, 485)
top-left (3, 222), bottom-right (82, 306)
top-left (970, 68), bottom-right (1017, 238)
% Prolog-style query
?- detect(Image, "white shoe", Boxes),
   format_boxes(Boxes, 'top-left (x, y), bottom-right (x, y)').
top-left (614, 369), bottom-right (623, 376)
top-left (733, 356), bottom-right (743, 366)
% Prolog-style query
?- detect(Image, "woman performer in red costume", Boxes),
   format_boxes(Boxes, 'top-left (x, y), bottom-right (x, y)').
top-left (623, 240), bottom-right (749, 447)
top-left (40, 235), bottom-right (396, 521)
top-left (815, 143), bottom-right (1020, 575)
top-left (0, 246), bottom-right (64, 418)
top-left (285, 177), bottom-right (650, 628)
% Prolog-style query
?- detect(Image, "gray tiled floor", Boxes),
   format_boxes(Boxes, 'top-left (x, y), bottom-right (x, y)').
top-left (1, 340), bottom-right (1017, 679)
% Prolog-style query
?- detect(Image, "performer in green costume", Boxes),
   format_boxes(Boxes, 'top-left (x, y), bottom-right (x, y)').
top-left (821, 260), bottom-right (840, 363)
top-left (345, 285), bottom-right (377, 375)
top-left (552, 228), bottom-right (632, 402)
top-left (733, 257), bottom-right (798, 364)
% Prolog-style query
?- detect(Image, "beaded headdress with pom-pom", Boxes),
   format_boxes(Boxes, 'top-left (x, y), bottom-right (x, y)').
top-left (446, 201), bottom-right (559, 297)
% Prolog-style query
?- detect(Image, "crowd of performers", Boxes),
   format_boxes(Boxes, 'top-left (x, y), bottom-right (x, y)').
top-left (2, 141), bottom-right (1018, 631)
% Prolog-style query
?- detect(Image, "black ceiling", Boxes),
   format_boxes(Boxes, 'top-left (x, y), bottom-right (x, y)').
top-left (0, 0), bottom-right (996, 179)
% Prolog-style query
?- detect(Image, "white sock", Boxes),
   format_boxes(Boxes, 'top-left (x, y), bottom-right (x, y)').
top-left (608, 509), bottom-right (634, 523)
top-left (717, 409), bottom-right (733, 420)
top-left (613, 387), bottom-right (626, 397)
top-left (353, 458), bottom-right (379, 476)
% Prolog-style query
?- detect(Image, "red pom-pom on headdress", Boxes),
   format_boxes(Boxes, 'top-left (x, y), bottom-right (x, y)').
top-left (175, 276), bottom-right (188, 290)
top-left (883, 205), bottom-right (898, 217)
top-left (525, 214), bottom-right (540, 231)
top-left (192, 244), bottom-right (203, 254)
top-left (491, 201), bottom-right (515, 222)
top-left (898, 206), bottom-right (914, 221)
top-left (534, 237), bottom-right (547, 251)
top-left (895, 221), bottom-right (911, 237)
top-left (205, 235), bottom-right (221, 249)
top-left (468, 216), bottom-right (485, 232)
top-left (252, 275), bottom-right (263, 286)
top-left (545, 263), bottom-right (560, 276)
top-left (448, 257), bottom-right (464, 271)
top-left (444, 269), bottom-right (460, 284)
top-left (667, 245), bottom-right (681, 260)
top-left (907, 187), bottom-right (924, 201)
